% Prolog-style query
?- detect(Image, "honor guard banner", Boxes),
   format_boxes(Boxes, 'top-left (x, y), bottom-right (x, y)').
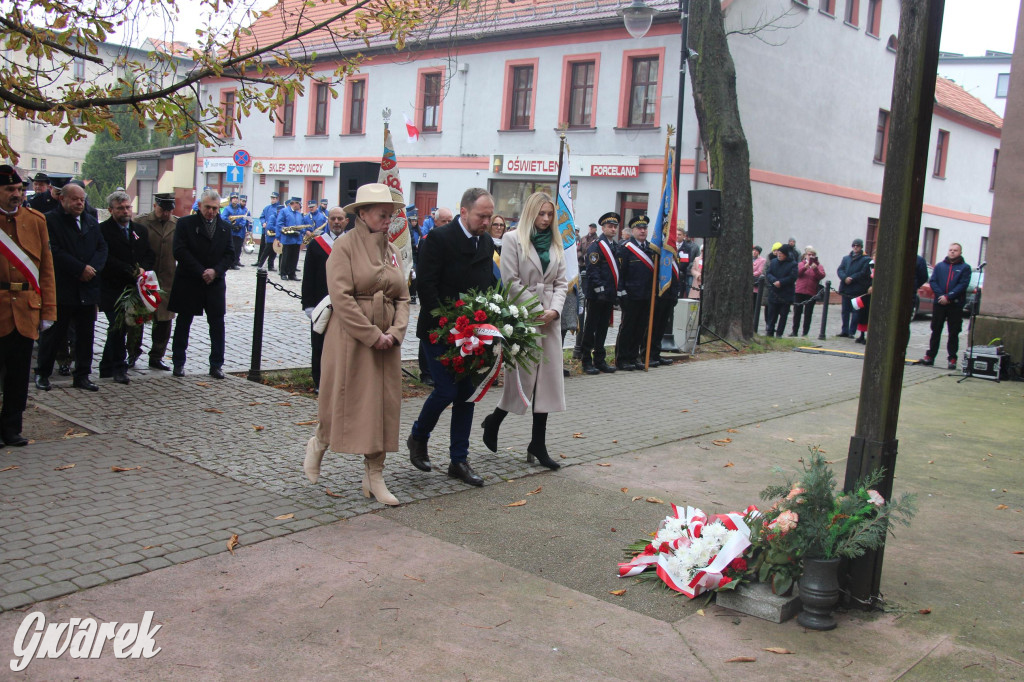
top-left (556, 139), bottom-right (579, 293)
top-left (379, 124), bottom-right (413, 279)
top-left (650, 149), bottom-right (678, 296)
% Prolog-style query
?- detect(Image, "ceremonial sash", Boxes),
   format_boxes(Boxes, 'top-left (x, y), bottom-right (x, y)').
top-left (0, 228), bottom-right (41, 294)
top-left (624, 242), bottom-right (654, 272)
top-left (597, 240), bottom-right (620, 288)
top-left (314, 234), bottom-right (333, 255)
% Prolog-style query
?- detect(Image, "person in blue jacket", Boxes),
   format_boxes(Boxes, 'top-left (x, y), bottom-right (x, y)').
top-left (256, 192), bottom-right (282, 271)
top-left (308, 199), bottom-right (327, 234)
top-left (764, 244), bottom-right (799, 337)
top-left (921, 243), bottom-right (972, 370)
top-left (277, 196), bottom-right (310, 281)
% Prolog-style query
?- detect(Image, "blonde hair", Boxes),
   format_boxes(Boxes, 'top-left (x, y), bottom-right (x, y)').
top-left (517, 192), bottom-right (564, 266)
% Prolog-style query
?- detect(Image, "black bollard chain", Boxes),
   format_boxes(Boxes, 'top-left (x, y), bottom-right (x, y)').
top-left (264, 278), bottom-right (303, 300)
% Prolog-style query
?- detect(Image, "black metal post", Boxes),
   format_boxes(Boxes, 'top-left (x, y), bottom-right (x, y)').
top-left (248, 268), bottom-right (267, 382)
top-left (818, 280), bottom-right (831, 340)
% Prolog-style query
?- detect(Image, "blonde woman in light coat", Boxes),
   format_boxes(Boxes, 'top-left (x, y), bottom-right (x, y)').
top-left (480, 192), bottom-right (567, 470)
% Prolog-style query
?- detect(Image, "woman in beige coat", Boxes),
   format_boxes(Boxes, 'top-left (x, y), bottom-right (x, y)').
top-left (304, 184), bottom-right (410, 505)
top-left (480, 192), bottom-right (567, 470)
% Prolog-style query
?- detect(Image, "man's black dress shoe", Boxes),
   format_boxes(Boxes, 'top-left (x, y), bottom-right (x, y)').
top-left (172, 366), bottom-right (186, 377)
top-left (72, 378), bottom-right (99, 391)
top-left (615, 363), bottom-right (634, 372)
top-left (209, 368), bottom-right (225, 379)
top-left (99, 369), bottom-right (112, 379)
top-left (582, 364), bottom-right (599, 375)
top-left (447, 460), bottom-right (484, 486)
top-left (128, 353), bottom-right (141, 368)
top-left (35, 375), bottom-right (51, 391)
top-left (407, 435), bottom-right (431, 471)
top-left (596, 362), bottom-right (616, 374)
top-left (113, 372), bottom-right (130, 385)
top-left (659, 357), bottom-right (674, 366)
top-left (149, 360), bottom-right (171, 371)
top-left (1, 432), bottom-right (28, 447)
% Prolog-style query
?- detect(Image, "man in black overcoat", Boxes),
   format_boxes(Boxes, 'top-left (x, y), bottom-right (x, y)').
top-left (301, 207), bottom-right (348, 393)
top-left (168, 189), bottom-right (236, 378)
top-left (98, 190), bottom-right (155, 384)
top-left (35, 182), bottom-right (108, 391)
top-left (407, 188), bottom-right (497, 487)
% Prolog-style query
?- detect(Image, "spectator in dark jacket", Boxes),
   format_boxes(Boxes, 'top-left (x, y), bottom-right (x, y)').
top-left (837, 238), bottom-right (872, 337)
top-left (791, 246), bottom-right (826, 336)
top-left (764, 244), bottom-right (798, 337)
top-left (921, 243), bottom-right (972, 369)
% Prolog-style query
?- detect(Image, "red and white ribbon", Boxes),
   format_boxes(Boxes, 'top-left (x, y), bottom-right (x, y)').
top-left (0, 228), bottom-right (41, 294)
top-left (136, 270), bottom-right (161, 313)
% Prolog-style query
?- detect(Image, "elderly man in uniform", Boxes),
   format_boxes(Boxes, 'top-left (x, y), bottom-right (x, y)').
top-left (36, 182), bottom-right (107, 391)
top-left (580, 212), bottom-right (622, 375)
top-left (133, 193), bottom-right (178, 370)
top-left (301, 207), bottom-right (348, 394)
top-left (0, 166), bottom-right (57, 445)
top-left (169, 189), bottom-right (236, 378)
top-left (256, 192), bottom-right (282, 271)
top-left (97, 190), bottom-right (155, 385)
top-left (615, 215), bottom-right (655, 371)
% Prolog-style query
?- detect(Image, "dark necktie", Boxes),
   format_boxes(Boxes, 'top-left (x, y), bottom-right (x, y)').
top-left (472, 236), bottom-right (479, 250)
top-left (75, 217), bottom-right (81, 232)
top-left (123, 225), bottom-right (130, 240)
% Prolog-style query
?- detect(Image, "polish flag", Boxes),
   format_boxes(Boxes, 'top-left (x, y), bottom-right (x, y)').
top-left (403, 114), bottom-right (420, 143)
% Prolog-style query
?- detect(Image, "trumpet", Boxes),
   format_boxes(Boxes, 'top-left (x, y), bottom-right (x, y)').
top-left (303, 226), bottom-right (324, 245)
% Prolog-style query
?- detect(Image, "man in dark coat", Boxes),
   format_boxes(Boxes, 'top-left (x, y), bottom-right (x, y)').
top-left (35, 182), bottom-right (107, 391)
top-left (27, 173), bottom-right (59, 214)
top-left (764, 244), bottom-right (799, 337)
top-left (97, 190), bottom-right (155, 384)
top-left (168, 189), bottom-right (235, 378)
top-left (580, 211), bottom-right (622, 375)
top-left (836, 238), bottom-right (872, 337)
top-left (301, 206), bottom-right (348, 393)
top-left (407, 188), bottom-right (497, 487)
top-left (615, 215), bottom-right (655, 371)
top-left (921, 243), bottom-right (972, 370)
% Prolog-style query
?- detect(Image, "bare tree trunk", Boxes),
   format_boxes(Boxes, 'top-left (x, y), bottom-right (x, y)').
top-left (687, 0), bottom-right (754, 342)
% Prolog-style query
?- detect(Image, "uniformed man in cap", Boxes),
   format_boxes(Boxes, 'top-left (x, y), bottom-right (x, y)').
top-left (27, 173), bottom-right (59, 213)
top-left (277, 196), bottom-right (310, 280)
top-left (221, 192), bottom-right (247, 269)
top-left (0, 165), bottom-right (57, 446)
top-left (615, 215), bottom-right (655, 371)
top-left (579, 211), bottom-right (623, 375)
top-left (256, 191), bottom-right (282, 271)
top-left (133, 193), bottom-right (178, 370)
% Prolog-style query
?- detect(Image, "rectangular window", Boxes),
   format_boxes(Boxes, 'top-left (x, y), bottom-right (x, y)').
top-left (628, 57), bottom-right (659, 127)
top-left (349, 79), bottom-right (365, 134)
top-left (421, 72), bottom-right (441, 132)
top-left (314, 83), bottom-right (329, 136)
top-left (73, 57), bottom-right (85, 81)
top-left (221, 90), bottom-right (236, 139)
top-left (568, 62), bottom-right (595, 128)
top-left (845, 0), bottom-right (860, 25)
top-left (30, 158), bottom-right (37, 169)
top-left (996, 73), bottom-right (1010, 98)
top-left (308, 180), bottom-right (323, 204)
top-left (73, 162), bottom-right (79, 173)
top-left (510, 65), bottom-right (534, 129)
top-left (933, 129), bottom-right (949, 178)
top-left (866, 0), bottom-right (882, 36)
top-left (820, 0), bottom-right (836, 16)
top-left (40, 159), bottom-right (46, 170)
top-left (923, 227), bottom-right (939, 265)
top-left (990, 149), bottom-right (999, 190)
top-left (865, 218), bottom-right (879, 258)
top-left (281, 91), bottom-right (294, 137)
top-left (874, 109), bottom-right (890, 163)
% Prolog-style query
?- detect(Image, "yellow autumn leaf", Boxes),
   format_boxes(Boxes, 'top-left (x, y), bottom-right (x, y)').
top-left (204, 408), bottom-right (224, 413)
top-left (723, 462), bottom-right (735, 468)
top-left (526, 487), bottom-right (543, 496)
top-left (763, 647), bottom-right (794, 654)
top-left (274, 513), bottom-right (295, 520)
top-left (249, 401), bottom-right (263, 406)
top-left (196, 382), bottom-right (210, 387)
top-left (504, 500), bottom-right (527, 507)
top-left (646, 497), bottom-right (664, 504)
top-left (631, 496), bottom-right (643, 502)
top-left (325, 489), bottom-right (343, 498)
top-left (253, 425), bottom-right (265, 431)
top-left (226, 534), bottom-right (240, 555)
top-left (54, 463), bottom-right (76, 471)
top-left (727, 429), bottom-right (739, 433)
top-left (0, 465), bottom-right (19, 472)
top-left (597, 463), bottom-right (611, 467)
top-left (608, 589), bottom-right (626, 596)
top-left (620, 488), bottom-right (629, 493)
top-left (696, 609), bottom-right (705, 616)
top-left (573, 432), bottom-right (586, 438)
top-left (294, 420), bottom-right (319, 426)
top-left (786, 438), bottom-right (795, 442)
top-left (110, 466), bottom-right (141, 472)
top-left (278, 402), bottom-right (292, 406)
top-left (996, 504), bottom-right (1009, 510)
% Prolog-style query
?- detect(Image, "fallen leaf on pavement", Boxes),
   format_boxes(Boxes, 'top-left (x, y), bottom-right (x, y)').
top-left (141, 545), bottom-right (161, 550)
top-left (54, 463), bottom-right (76, 471)
top-left (325, 489), bottom-right (343, 498)
top-left (597, 463), bottom-right (611, 467)
top-left (712, 438), bottom-right (732, 446)
top-left (253, 425), bottom-right (265, 431)
top-left (196, 382), bottom-right (210, 387)
top-left (763, 647), bottom-right (793, 654)
top-left (1012, 551), bottom-right (1024, 555)
top-left (620, 488), bottom-right (629, 493)
top-left (608, 589), bottom-right (626, 596)
top-left (727, 429), bottom-right (739, 433)
top-left (404, 574), bottom-right (425, 582)
top-left (632, 496), bottom-right (643, 502)
top-left (996, 504), bottom-right (1009, 510)
top-left (63, 432), bottom-right (88, 439)
top-left (278, 402), bottom-right (292, 406)
top-left (786, 438), bottom-right (795, 442)
top-left (928, 460), bottom-right (934, 464)
top-left (697, 609), bottom-right (705, 616)
top-left (249, 402), bottom-right (264, 406)
top-left (204, 408), bottom-right (224, 414)
top-left (526, 487), bottom-right (542, 496)
top-left (294, 420), bottom-right (319, 426)
top-left (680, 409), bottom-right (689, 413)
top-left (918, 609), bottom-right (931, 614)
top-left (274, 513), bottom-right (295, 520)
top-left (560, 453), bottom-right (567, 458)
top-left (727, 657), bottom-right (756, 663)
top-left (723, 462), bottom-right (735, 468)
top-left (110, 466), bottom-right (141, 473)
top-left (646, 497), bottom-right (664, 504)
top-left (0, 465), bottom-right (19, 472)
top-left (612, 440), bottom-right (618, 443)
top-left (573, 432), bottom-right (586, 438)
top-left (504, 500), bottom-right (527, 507)
top-left (226, 534), bottom-right (239, 555)
top-left (817, 448), bottom-right (827, 454)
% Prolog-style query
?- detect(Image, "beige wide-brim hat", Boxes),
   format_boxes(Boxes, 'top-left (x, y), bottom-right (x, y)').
top-left (343, 183), bottom-right (405, 214)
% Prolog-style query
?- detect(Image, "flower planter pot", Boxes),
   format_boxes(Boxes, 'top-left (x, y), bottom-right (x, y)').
top-left (797, 557), bottom-right (840, 630)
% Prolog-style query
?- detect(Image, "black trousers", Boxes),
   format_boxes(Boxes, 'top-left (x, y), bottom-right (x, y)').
top-left (1, 331), bottom-right (34, 438)
top-left (791, 293), bottom-right (817, 335)
top-left (256, 238), bottom-right (277, 269)
top-left (232, 235), bottom-right (244, 266)
top-left (581, 299), bottom-right (614, 364)
top-left (765, 299), bottom-right (791, 336)
top-left (928, 302), bottom-right (964, 361)
top-left (126, 319), bottom-right (172, 364)
top-left (310, 323), bottom-right (325, 390)
top-left (99, 309), bottom-right (129, 375)
top-left (616, 298), bottom-right (650, 364)
top-left (172, 312), bottom-right (225, 370)
top-left (281, 244), bottom-right (300, 277)
top-left (37, 304), bottom-right (96, 379)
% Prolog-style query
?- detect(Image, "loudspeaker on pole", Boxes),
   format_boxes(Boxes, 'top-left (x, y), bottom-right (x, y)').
top-left (687, 189), bottom-right (722, 238)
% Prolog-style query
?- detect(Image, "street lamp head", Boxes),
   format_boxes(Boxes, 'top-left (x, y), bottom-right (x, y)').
top-left (619, 0), bottom-right (656, 39)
